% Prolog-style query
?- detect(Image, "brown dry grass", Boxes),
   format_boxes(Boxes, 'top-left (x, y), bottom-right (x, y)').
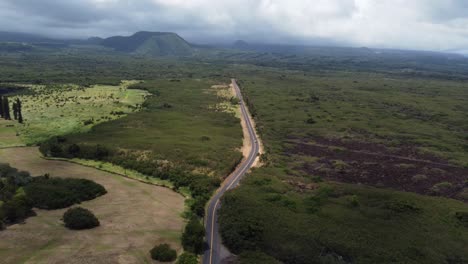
top-left (0, 147), bottom-right (185, 264)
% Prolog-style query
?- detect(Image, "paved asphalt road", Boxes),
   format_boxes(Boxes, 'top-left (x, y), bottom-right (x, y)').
top-left (202, 79), bottom-right (260, 264)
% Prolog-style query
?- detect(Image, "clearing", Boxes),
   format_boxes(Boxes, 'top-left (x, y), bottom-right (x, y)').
top-left (1, 81), bottom-right (149, 147)
top-left (0, 147), bottom-right (185, 264)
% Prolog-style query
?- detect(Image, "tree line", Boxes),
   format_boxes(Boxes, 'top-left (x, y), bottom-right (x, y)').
top-left (0, 96), bottom-right (23, 123)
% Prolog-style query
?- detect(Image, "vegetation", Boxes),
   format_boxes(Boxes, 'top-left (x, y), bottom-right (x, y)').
top-left (1, 41), bottom-right (467, 263)
top-left (63, 207), bottom-right (100, 230)
top-left (13, 82), bottom-right (148, 145)
top-left (181, 217), bottom-right (205, 254)
top-left (1, 162), bottom-right (105, 230)
top-left (220, 176), bottom-right (468, 264)
top-left (39, 79), bottom-right (242, 221)
top-left (218, 68), bottom-right (468, 263)
top-left (176, 252), bottom-right (198, 264)
top-left (24, 176), bottom-right (106, 209)
top-left (150, 243), bottom-right (177, 262)
top-left (238, 251), bottom-right (281, 264)
top-left (0, 163), bottom-right (33, 225)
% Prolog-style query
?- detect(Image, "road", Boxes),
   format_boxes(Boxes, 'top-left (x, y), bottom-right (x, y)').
top-left (203, 79), bottom-right (260, 264)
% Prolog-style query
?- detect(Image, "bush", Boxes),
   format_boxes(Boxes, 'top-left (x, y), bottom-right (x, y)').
top-left (25, 177), bottom-right (107, 209)
top-left (411, 174), bottom-right (427, 183)
top-left (1, 193), bottom-right (34, 223)
top-left (182, 217), bottom-right (205, 254)
top-left (455, 211), bottom-right (468, 226)
top-left (306, 118), bottom-right (316, 124)
top-left (239, 251), bottom-right (280, 264)
top-left (430, 182), bottom-right (453, 195)
top-left (176, 252), bottom-right (198, 264)
top-left (456, 188), bottom-right (468, 200)
top-left (63, 207), bottom-right (99, 230)
top-left (150, 243), bottom-right (177, 262)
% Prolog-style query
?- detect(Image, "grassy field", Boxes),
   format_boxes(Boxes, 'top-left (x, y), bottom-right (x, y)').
top-left (57, 79), bottom-right (243, 179)
top-left (10, 81), bottom-right (149, 146)
top-left (0, 147), bottom-right (185, 264)
top-left (236, 71), bottom-right (468, 198)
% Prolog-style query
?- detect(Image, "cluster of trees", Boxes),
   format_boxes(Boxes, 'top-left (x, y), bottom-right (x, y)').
top-left (181, 217), bottom-right (205, 254)
top-left (0, 96), bottom-right (23, 123)
top-left (0, 163), bottom-right (33, 226)
top-left (25, 176), bottom-right (107, 209)
top-left (149, 244), bottom-right (199, 263)
top-left (0, 163), bottom-right (106, 230)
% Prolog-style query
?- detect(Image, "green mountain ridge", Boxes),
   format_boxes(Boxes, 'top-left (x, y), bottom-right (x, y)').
top-left (100, 31), bottom-right (193, 56)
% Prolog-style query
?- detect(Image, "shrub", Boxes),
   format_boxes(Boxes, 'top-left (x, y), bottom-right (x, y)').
top-left (455, 211), bottom-right (468, 226)
top-left (384, 200), bottom-right (421, 213)
top-left (411, 174), bottom-right (427, 183)
top-left (25, 177), bottom-right (107, 209)
top-left (182, 217), bottom-right (205, 254)
top-left (306, 118), bottom-right (316, 124)
top-left (456, 188), bottom-right (468, 200)
top-left (176, 252), bottom-right (198, 264)
top-left (63, 207), bottom-right (99, 230)
top-left (430, 182), bottom-right (453, 195)
top-left (239, 251), bottom-right (281, 264)
top-left (150, 243), bottom-right (177, 262)
top-left (1, 193), bottom-right (34, 223)
top-left (347, 195), bottom-right (360, 207)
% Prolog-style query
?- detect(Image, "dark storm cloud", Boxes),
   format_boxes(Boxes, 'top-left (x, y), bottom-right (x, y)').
top-left (1, 0), bottom-right (468, 51)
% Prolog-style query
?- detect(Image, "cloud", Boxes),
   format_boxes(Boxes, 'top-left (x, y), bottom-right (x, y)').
top-left (1, 0), bottom-right (468, 51)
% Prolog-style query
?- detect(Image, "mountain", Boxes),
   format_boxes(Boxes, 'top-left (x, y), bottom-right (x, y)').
top-left (86, 37), bottom-right (104, 45)
top-left (233, 40), bottom-right (250, 49)
top-left (100, 31), bottom-right (193, 56)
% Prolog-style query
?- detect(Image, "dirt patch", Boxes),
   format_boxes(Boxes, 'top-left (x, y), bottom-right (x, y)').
top-left (0, 147), bottom-right (185, 264)
top-left (288, 137), bottom-right (468, 201)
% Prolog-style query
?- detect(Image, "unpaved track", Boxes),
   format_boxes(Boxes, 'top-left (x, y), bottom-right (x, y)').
top-left (203, 79), bottom-right (260, 264)
top-left (0, 147), bottom-right (185, 264)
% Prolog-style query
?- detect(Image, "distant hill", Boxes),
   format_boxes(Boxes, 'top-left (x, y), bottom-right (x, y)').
top-left (233, 40), bottom-right (250, 49)
top-left (86, 37), bottom-right (104, 45)
top-left (100, 31), bottom-right (193, 56)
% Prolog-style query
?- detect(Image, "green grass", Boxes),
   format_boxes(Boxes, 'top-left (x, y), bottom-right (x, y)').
top-left (14, 81), bottom-right (148, 145)
top-left (0, 120), bottom-right (23, 148)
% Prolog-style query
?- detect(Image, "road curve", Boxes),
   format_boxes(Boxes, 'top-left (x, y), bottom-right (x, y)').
top-left (203, 79), bottom-right (260, 264)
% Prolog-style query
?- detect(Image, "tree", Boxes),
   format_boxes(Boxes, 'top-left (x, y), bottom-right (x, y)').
top-left (2, 97), bottom-right (11, 120)
top-left (150, 243), bottom-right (177, 262)
top-left (15, 98), bottom-right (23, 123)
top-left (63, 207), bottom-right (100, 230)
top-left (176, 252), bottom-right (198, 264)
top-left (12, 101), bottom-right (18, 120)
top-left (0, 95), bottom-right (3, 118)
top-left (181, 217), bottom-right (205, 254)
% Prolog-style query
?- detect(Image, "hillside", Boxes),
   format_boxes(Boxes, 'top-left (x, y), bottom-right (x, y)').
top-left (100, 31), bottom-right (193, 56)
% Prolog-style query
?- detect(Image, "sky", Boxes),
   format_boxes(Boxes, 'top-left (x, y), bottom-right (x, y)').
top-left (1, 0), bottom-right (468, 52)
